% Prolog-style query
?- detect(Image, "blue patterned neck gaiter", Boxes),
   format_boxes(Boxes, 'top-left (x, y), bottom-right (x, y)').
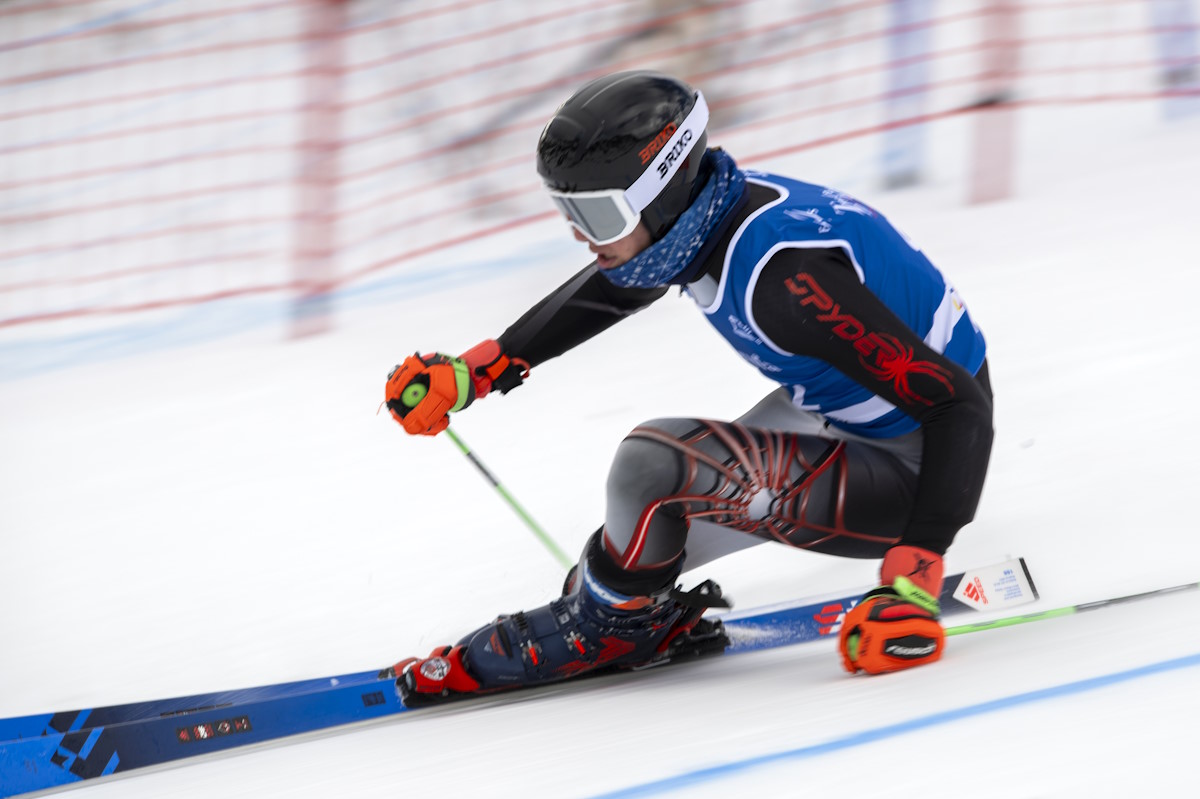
top-left (597, 149), bottom-right (746, 289)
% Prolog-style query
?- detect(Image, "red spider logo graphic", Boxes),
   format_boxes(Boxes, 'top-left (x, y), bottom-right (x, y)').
top-left (859, 334), bottom-right (955, 406)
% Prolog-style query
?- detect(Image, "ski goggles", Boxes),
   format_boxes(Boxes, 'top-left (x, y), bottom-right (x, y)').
top-left (546, 91), bottom-right (709, 246)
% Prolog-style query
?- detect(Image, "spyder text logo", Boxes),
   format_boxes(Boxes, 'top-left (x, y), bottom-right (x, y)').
top-left (783, 272), bottom-right (956, 406)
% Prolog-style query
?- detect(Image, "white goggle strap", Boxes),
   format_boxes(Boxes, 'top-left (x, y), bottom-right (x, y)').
top-left (623, 90), bottom-right (709, 215)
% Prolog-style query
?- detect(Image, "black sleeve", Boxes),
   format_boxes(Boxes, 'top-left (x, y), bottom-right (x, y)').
top-left (497, 263), bottom-right (668, 368)
top-left (750, 246), bottom-right (993, 555)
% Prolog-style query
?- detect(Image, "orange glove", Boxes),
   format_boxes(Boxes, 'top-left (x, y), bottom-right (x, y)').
top-left (839, 545), bottom-right (945, 675)
top-left (384, 340), bottom-right (528, 436)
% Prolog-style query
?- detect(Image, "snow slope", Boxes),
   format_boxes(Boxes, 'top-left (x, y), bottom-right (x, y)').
top-left (2, 102), bottom-right (1199, 797)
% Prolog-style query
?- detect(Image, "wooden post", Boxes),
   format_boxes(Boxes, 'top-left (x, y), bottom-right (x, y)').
top-left (968, 0), bottom-right (1019, 205)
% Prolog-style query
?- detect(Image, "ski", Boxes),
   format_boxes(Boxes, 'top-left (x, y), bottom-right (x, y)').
top-left (0, 558), bottom-right (1036, 797)
top-left (0, 669), bottom-right (387, 747)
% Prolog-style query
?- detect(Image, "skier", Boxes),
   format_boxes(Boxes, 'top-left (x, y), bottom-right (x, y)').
top-left (385, 71), bottom-right (993, 701)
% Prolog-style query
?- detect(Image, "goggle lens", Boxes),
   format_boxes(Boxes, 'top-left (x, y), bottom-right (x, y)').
top-left (548, 191), bottom-right (640, 246)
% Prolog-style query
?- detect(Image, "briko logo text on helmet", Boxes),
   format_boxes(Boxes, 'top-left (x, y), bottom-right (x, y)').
top-left (656, 129), bottom-right (694, 180)
top-left (639, 122), bottom-right (677, 165)
top-left (625, 111), bottom-right (701, 214)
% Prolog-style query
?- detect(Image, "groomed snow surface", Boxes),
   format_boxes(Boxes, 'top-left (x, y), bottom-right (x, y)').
top-left (3, 103), bottom-right (1200, 797)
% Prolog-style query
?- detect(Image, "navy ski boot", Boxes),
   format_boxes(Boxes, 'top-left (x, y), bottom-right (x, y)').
top-left (394, 543), bottom-right (729, 706)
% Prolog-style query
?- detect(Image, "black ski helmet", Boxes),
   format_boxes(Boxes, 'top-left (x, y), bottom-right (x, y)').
top-left (536, 71), bottom-right (710, 242)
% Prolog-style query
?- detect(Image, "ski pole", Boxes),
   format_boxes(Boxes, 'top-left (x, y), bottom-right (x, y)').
top-left (443, 426), bottom-right (574, 570)
top-left (946, 580), bottom-right (1200, 637)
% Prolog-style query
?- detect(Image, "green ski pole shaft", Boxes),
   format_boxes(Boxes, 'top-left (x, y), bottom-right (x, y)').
top-left (947, 581), bottom-right (1200, 637)
top-left (444, 426), bottom-right (574, 570)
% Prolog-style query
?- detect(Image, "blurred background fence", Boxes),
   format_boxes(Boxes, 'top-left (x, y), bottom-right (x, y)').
top-left (1, 0), bottom-right (1196, 336)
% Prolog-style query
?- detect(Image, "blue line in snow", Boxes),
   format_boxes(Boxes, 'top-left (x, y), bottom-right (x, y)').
top-left (592, 651), bottom-right (1200, 798)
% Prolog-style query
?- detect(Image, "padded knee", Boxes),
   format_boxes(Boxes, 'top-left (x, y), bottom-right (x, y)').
top-left (603, 419), bottom-right (697, 571)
